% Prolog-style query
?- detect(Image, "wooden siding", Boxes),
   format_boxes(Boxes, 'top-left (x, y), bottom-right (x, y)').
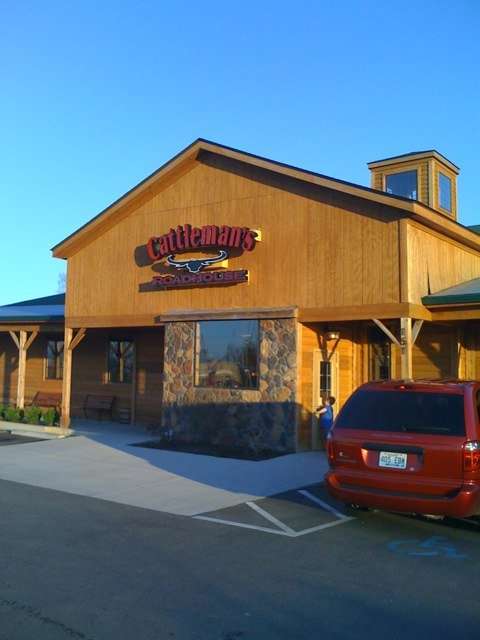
top-left (66, 154), bottom-right (401, 326)
top-left (0, 333), bottom-right (63, 405)
top-left (299, 322), bottom-right (357, 450)
top-left (71, 328), bottom-right (164, 424)
top-left (405, 222), bottom-right (480, 304)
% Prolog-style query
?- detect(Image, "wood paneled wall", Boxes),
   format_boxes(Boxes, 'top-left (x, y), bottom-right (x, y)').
top-left (406, 222), bottom-right (480, 303)
top-left (298, 322), bottom-right (358, 450)
top-left (71, 328), bottom-right (164, 425)
top-left (0, 333), bottom-right (63, 405)
top-left (0, 334), bottom-right (18, 404)
top-left (66, 154), bottom-right (401, 326)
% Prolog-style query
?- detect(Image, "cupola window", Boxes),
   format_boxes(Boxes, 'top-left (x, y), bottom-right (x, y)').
top-left (385, 170), bottom-right (418, 200)
top-left (439, 172), bottom-right (452, 212)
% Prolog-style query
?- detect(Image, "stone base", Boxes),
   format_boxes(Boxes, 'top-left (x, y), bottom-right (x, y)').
top-left (161, 318), bottom-right (298, 454)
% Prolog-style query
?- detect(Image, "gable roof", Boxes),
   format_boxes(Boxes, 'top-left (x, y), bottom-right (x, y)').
top-left (0, 293), bottom-right (65, 323)
top-left (51, 138), bottom-right (480, 258)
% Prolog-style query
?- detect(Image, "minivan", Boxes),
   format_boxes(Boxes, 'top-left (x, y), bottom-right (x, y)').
top-left (325, 380), bottom-right (480, 518)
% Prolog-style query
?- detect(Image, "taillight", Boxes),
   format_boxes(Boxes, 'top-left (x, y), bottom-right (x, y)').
top-left (326, 433), bottom-right (335, 466)
top-left (463, 441), bottom-right (480, 472)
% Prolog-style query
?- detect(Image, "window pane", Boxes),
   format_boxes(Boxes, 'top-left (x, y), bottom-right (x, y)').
top-left (336, 390), bottom-right (465, 436)
top-left (46, 340), bottom-right (64, 380)
top-left (320, 361), bottom-right (332, 396)
top-left (385, 170), bottom-right (417, 200)
top-left (196, 320), bottom-right (259, 389)
top-left (439, 172), bottom-right (452, 212)
top-left (368, 327), bottom-right (391, 380)
top-left (108, 340), bottom-right (133, 383)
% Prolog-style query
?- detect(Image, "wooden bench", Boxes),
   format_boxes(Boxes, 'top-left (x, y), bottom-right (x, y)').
top-left (83, 394), bottom-right (115, 421)
top-left (31, 391), bottom-right (62, 410)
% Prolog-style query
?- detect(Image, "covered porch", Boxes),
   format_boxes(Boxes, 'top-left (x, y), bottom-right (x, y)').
top-left (0, 294), bottom-right (65, 425)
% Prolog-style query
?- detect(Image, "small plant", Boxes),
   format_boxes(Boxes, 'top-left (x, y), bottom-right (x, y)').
top-left (0, 404), bottom-right (5, 420)
top-left (24, 406), bottom-right (42, 425)
top-left (42, 408), bottom-right (59, 426)
top-left (4, 406), bottom-right (23, 423)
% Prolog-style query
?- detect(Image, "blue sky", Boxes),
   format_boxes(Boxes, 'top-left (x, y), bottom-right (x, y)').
top-left (1, 1), bottom-right (479, 304)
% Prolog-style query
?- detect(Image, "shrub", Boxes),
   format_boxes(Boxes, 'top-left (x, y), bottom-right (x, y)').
top-left (24, 406), bottom-right (42, 425)
top-left (4, 406), bottom-right (23, 423)
top-left (43, 408), bottom-right (59, 426)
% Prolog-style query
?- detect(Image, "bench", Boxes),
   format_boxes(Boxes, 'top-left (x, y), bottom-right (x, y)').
top-left (30, 391), bottom-right (62, 410)
top-left (83, 394), bottom-right (115, 421)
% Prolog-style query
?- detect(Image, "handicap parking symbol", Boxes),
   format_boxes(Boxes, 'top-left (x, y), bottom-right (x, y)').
top-left (388, 536), bottom-right (467, 559)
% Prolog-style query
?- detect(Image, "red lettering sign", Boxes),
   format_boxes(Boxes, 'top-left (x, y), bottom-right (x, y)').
top-left (146, 224), bottom-right (258, 261)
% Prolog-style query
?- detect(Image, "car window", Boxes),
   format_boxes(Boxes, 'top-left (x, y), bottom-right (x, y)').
top-left (335, 390), bottom-right (465, 436)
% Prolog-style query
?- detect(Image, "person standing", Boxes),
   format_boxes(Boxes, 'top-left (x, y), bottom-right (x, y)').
top-left (316, 396), bottom-right (336, 446)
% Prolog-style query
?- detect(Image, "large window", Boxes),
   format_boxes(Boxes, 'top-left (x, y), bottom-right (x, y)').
top-left (439, 172), bottom-right (452, 212)
top-left (368, 327), bottom-right (391, 380)
top-left (385, 170), bottom-right (417, 200)
top-left (195, 320), bottom-right (259, 389)
top-left (45, 339), bottom-right (64, 380)
top-left (108, 340), bottom-right (134, 383)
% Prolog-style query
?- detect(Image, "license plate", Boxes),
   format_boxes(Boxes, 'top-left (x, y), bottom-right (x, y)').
top-left (378, 451), bottom-right (407, 469)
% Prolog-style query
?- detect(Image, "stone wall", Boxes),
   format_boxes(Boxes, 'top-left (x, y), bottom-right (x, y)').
top-left (161, 318), bottom-right (298, 453)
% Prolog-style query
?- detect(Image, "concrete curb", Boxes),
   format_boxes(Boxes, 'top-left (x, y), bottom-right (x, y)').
top-left (0, 420), bottom-right (74, 440)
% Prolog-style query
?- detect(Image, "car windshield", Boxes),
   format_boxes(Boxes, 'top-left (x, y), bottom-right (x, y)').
top-left (335, 390), bottom-right (465, 436)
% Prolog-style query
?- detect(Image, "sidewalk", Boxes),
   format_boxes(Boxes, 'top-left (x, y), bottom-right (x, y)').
top-left (0, 420), bottom-right (327, 516)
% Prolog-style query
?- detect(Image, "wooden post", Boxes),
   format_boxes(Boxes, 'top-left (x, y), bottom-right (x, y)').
top-left (60, 327), bottom-right (87, 429)
top-left (61, 327), bottom-right (73, 429)
top-left (16, 330), bottom-right (27, 409)
top-left (400, 317), bottom-right (413, 380)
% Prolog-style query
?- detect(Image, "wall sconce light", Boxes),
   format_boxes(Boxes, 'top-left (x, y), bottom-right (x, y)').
top-left (325, 330), bottom-right (340, 341)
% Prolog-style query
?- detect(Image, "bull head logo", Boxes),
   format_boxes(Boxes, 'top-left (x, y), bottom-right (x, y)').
top-left (166, 250), bottom-right (228, 274)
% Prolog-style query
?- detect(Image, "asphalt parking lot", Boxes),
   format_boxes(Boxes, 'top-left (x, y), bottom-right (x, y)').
top-left (1, 478), bottom-right (479, 640)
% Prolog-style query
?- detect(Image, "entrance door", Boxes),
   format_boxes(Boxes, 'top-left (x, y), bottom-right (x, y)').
top-left (312, 349), bottom-right (339, 450)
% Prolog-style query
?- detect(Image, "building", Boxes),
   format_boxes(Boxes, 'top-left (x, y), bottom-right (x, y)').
top-left (2, 139), bottom-right (480, 453)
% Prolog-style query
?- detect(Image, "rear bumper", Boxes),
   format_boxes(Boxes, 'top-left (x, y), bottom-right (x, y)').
top-left (325, 470), bottom-right (480, 517)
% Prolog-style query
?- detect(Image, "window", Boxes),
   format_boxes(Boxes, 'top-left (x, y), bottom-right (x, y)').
top-left (195, 320), bottom-right (259, 389)
top-left (335, 390), bottom-right (465, 436)
top-left (45, 339), bottom-right (64, 379)
top-left (319, 361), bottom-right (332, 397)
top-left (439, 172), bottom-right (452, 212)
top-left (368, 327), bottom-right (391, 380)
top-left (108, 340), bottom-right (134, 383)
top-left (385, 170), bottom-right (417, 200)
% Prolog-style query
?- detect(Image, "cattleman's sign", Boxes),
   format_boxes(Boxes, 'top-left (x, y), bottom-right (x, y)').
top-left (140, 224), bottom-right (260, 291)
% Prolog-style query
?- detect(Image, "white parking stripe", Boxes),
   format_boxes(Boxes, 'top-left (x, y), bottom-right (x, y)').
top-left (194, 515), bottom-right (291, 536)
top-left (193, 490), bottom-right (355, 538)
top-left (298, 490), bottom-right (351, 520)
top-left (246, 501), bottom-right (297, 535)
top-left (292, 518), bottom-right (354, 536)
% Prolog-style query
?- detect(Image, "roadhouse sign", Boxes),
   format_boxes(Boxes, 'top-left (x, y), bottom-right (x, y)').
top-left (140, 224), bottom-right (260, 291)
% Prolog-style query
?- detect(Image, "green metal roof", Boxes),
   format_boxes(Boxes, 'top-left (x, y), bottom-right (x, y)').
top-left (422, 278), bottom-right (480, 306)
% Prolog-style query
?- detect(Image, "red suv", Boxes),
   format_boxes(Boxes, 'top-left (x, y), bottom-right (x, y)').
top-left (325, 380), bottom-right (480, 518)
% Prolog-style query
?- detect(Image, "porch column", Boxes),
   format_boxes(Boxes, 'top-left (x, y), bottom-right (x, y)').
top-left (61, 328), bottom-right (73, 428)
top-left (60, 327), bottom-right (86, 429)
top-left (9, 329), bottom-right (39, 409)
top-left (400, 317), bottom-right (413, 379)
